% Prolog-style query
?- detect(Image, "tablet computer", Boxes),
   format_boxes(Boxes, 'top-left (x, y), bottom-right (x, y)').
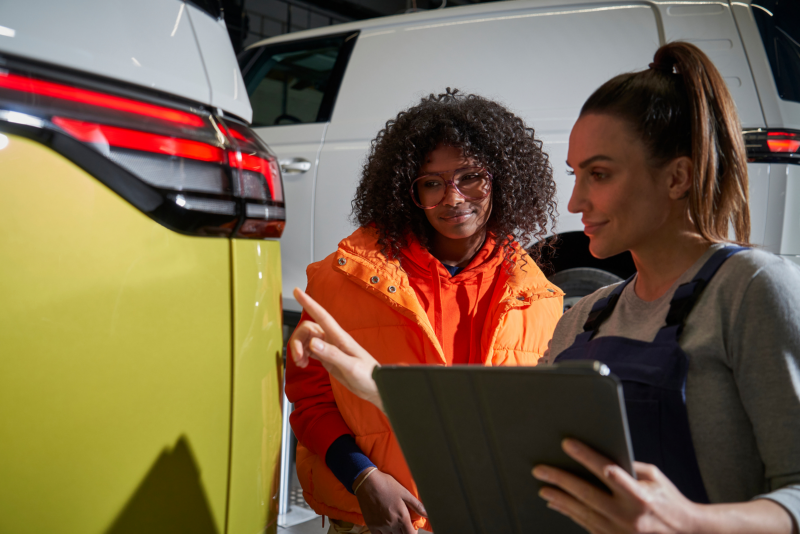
top-left (372, 361), bottom-right (634, 534)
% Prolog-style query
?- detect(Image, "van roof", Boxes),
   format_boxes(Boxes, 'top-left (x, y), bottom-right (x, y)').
top-left (246, 0), bottom-right (747, 49)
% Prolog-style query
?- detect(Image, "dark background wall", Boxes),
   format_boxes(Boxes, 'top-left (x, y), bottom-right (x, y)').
top-left (220, 0), bottom-right (500, 53)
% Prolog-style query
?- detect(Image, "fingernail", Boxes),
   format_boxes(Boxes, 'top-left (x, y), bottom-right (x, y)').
top-left (539, 487), bottom-right (556, 501)
top-left (562, 438), bottom-right (579, 453)
top-left (532, 466), bottom-right (551, 482)
top-left (310, 338), bottom-right (323, 351)
top-left (546, 501), bottom-right (564, 514)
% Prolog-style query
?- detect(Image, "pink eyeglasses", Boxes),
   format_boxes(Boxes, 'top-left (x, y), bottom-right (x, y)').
top-left (409, 167), bottom-right (493, 209)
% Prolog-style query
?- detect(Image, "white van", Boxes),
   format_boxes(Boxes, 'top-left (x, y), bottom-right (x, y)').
top-left (239, 0), bottom-right (800, 320)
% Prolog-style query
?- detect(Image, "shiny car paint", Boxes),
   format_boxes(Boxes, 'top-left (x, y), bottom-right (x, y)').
top-left (0, 0), bottom-right (284, 530)
top-left (0, 132), bottom-right (284, 533)
top-left (0, 134), bottom-right (232, 532)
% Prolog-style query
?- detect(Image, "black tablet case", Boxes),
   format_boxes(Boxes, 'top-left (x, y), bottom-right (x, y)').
top-left (373, 362), bottom-right (634, 534)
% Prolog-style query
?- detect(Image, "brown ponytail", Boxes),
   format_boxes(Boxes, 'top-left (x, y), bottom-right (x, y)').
top-left (580, 42), bottom-right (750, 244)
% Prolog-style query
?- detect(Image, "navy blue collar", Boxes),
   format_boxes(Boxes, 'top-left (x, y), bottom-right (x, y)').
top-left (441, 262), bottom-right (463, 277)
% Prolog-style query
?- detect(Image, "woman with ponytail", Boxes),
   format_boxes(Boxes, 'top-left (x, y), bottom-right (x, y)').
top-left (532, 41), bottom-right (800, 533)
top-left (290, 42), bottom-right (800, 533)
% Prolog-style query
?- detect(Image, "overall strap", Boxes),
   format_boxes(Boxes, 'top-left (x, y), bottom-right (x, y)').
top-left (574, 275), bottom-right (635, 344)
top-left (654, 246), bottom-right (747, 343)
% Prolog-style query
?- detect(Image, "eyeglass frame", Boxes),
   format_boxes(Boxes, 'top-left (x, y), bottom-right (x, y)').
top-left (409, 167), bottom-right (494, 209)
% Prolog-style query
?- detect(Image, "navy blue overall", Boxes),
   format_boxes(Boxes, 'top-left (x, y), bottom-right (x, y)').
top-left (554, 246), bottom-right (745, 503)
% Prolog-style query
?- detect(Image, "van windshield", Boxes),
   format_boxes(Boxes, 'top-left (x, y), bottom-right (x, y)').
top-left (752, 0), bottom-right (800, 104)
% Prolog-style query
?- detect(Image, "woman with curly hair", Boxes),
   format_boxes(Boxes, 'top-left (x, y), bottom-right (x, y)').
top-left (285, 89), bottom-right (563, 533)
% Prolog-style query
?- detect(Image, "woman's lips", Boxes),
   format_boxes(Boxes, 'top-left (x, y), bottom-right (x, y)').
top-left (440, 211), bottom-right (473, 224)
top-left (582, 220), bottom-right (608, 235)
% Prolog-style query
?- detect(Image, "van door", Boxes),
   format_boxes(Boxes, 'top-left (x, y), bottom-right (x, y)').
top-left (240, 32), bottom-right (358, 314)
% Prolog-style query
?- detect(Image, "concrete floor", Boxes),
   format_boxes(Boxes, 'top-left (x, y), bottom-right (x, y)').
top-left (279, 516), bottom-right (328, 534)
top-left (279, 466), bottom-right (327, 533)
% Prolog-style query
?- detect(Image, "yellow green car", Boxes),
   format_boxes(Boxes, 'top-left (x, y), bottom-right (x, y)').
top-left (0, 1), bottom-right (286, 533)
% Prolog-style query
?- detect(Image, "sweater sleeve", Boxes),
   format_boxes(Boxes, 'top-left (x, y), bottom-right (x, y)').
top-left (325, 434), bottom-right (376, 493)
top-left (285, 311), bottom-right (355, 457)
top-left (731, 260), bottom-right (800, 527)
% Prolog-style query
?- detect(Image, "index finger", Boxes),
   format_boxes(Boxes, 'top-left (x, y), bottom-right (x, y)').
top-left (288, 321), bottom-right (325, 367)
top-left (293, 288), bottom-right (352, 346)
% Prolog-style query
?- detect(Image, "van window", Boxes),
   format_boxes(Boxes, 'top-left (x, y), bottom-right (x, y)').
top-left (240, 32), bottom-right (358, 127)
top-left (752, 1), bottom-right (800, 103)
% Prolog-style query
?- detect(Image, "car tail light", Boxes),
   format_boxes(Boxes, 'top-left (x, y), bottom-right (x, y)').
top-left (743, 129), bottom-right (800, 164)
top-left (0, 64), bottom-right (285, 238)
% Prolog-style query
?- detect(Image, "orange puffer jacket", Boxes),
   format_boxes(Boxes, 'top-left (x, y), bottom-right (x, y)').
top-left (287, 227), bottom-right (563, 531)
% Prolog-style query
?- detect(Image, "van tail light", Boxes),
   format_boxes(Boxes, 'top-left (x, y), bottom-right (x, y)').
top-left (221, 120), bottom-right (286, 238)
top-left (744, 129), bottom-right (800, 164)
top-left (0, 65), bottom-right (284, 238)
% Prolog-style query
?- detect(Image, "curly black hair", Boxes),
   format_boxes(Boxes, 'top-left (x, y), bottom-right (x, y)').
top-left (351, 88), bottom-right (557, 267)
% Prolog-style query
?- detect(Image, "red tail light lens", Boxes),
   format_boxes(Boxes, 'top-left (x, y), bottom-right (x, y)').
top-left (766, 132), bottom-right (800, 153)
top-left (744, 129), bottom-right (800, 163)
top-left (52, 117), bottom-right (226, 162)
top-left (0, 72), bottom-right (204, 127)
top-left (0, 66), bottom-right (284, 238)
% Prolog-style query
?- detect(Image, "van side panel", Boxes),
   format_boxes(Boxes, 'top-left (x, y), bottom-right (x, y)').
top-left (0, 135), bottom-right (230, 533)
top-left (658, 2), bottom-right (764, 128)
top-left (313, 3), bottom-right (661, 261)
top-left (778, 165), bottom-right (800, 256)
top-left (227, 239), bottom-right (284, 534)
top-left (761, 164), bottom-right (800, 258)
top-left (747, 162), bottom-right (770, 246)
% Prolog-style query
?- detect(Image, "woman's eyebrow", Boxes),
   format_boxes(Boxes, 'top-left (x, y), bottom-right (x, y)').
top-left (576, 155), bottom-right (614, 168)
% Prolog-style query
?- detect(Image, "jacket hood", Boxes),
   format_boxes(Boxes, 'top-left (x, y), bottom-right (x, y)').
top-left (336, 226), bottom-right (556, 296)
top-left (400, 231), bottom-right (503, 282)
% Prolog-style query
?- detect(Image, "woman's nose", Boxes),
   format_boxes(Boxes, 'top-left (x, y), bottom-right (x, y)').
top-left (567, 177), bottom-right (587, 214)
top-left (442, 182), bottom-right (464, 206)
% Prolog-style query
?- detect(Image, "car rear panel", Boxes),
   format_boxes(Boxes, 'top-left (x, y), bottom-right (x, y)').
top-left (0, 0), bottom-right (210, 113)
top-left (227, 239), bottom-right (284, 533)
top-left (0, 134), bottom-right (231, 533)
top-left (0, 0), bottom-right (251, 121)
